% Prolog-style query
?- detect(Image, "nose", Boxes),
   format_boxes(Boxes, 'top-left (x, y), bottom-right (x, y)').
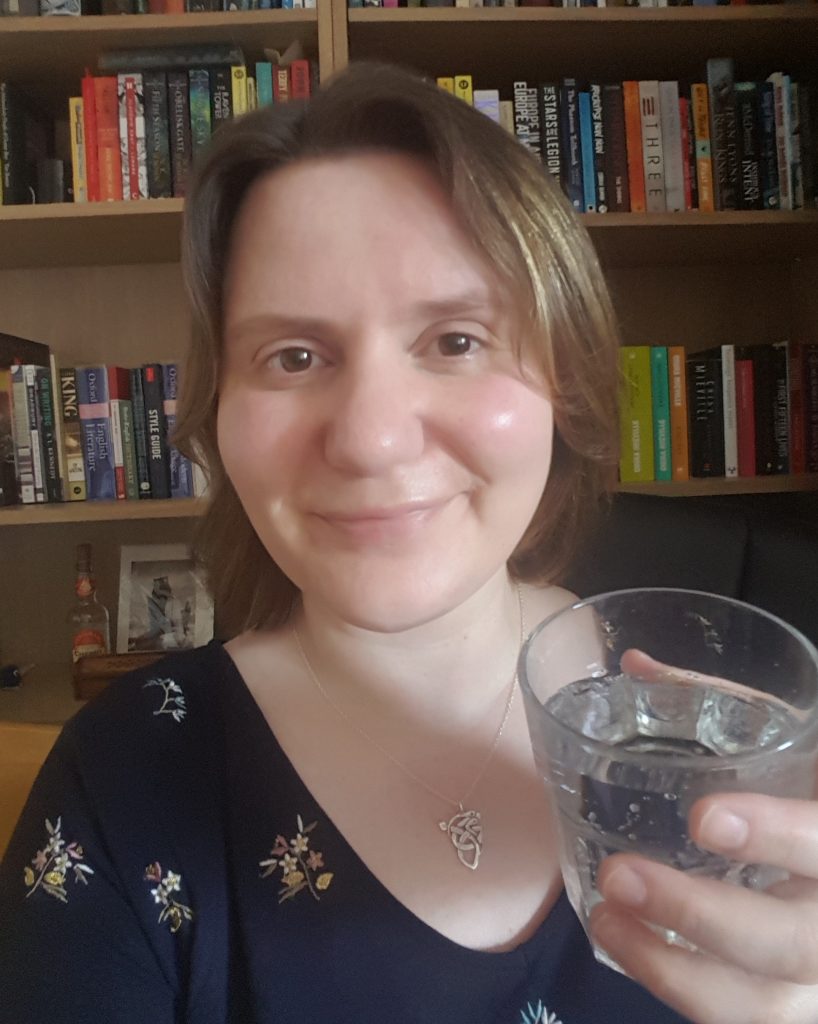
top-left (321, 351), bottom-right (425, 476)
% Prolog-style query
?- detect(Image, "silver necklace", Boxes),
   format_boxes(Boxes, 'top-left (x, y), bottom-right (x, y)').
top-left (291, 582), bottom-right (525, 871)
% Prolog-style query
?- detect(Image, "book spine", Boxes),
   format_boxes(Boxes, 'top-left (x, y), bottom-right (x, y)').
top-left (768, 72), bottom-right (792, 211)
top-left (94, 76), bottom-right (123, 202)
top-left (108, 398), bottom-right (127, 499)
top-left (771, 339), bottom-right (790, 473)
top-left (143, 70), bottom-right (172, 200)
top-left (668, 346), bottom-right (689, 480)
top-left (255, 62), bottom-right (273, 107)
top-left (129, 367), bottom-right (152, 498)
top-left (759, 81), bottom-right (780, 209)
top-left (142, 363), bottom-right (170, 500)
top-left (804, 345), bottom-right (818, 472)
top-left (750, 345), bottom-right (775, 475)
top-left (578, 91), bottom-right (597, 213)
top-left (603, 84), bottom-right (630, 212)
top-left (290, 59), bottom-right (311, 100)
top-left (128, 73), bottom-right (148, 199)
top-left (513, 81), bottom-right (542, 159)
top-left (68, 96), bottom-right (88, 203)
top-left (707, 57), bottom-right (739, 210)
top-left (0, 370), bottom-right (17, 506)
top-left (76, 366), bottom-right (116, 500)
top-left (161, 362), bottom-right (193, 498)
top-left (81, 70), bottom-right (100, 202)
top-left (650, 346), bottom-right (671, 481)
top-left (590, 83), bottom-right (607, 212)
top-left (721, 343), bottom-right (738, 478)
top-left (539, 83), bottom-right (561, 183)
top-left (618, 346), bottom-right (655, 482)
top-left (0, 82), bottom-right (25, 205)
top-left (559, 79), bottom-right (583, 213)
top-left (622, 81), bottom-right (645, 213)
top-left (788, 343), bottom-right (805, 475)
top-left (437, 78), bottom-right (455, 95)
top-left (47, 354), bottom-right (68, 502)
top-left (188, 68), bottom-right (213, 159)
top-left (10, 366), bottom-right (35, 503)
top-left (211, 66), bottom-right (233, 126)
top-left (35, 365), bottom-right (62, 501)
top-left (231, 65), bottom-right (248, 116)
top-left (58, 367), bottom-right (87, 500)
top-left (687, 351), bottom-right (725, 477)
top-left (639, 80), bottom-right (666, 212)
top-left (691, 82), bottom-right (715, 212)
top-left (735, 354), bottom-right (756, 477)
top-left (117, 73), bottom-right (131, 201)
top-left (273, 66), bottom-right (290, 105)
top-left (120, 398), bottom-right (139, 500)
top-left (168, 71), bottom-right (191, 198)
top-left (679, 95), bottom-right (693, 210)
top-left (735, 82), bottom-right (762, 210)
top-left (474, 89), bottom-right (501, 125)
top-left (659, 81), bottom-right (684, 212)
top-left (24, 365), bottom-right (45, 503)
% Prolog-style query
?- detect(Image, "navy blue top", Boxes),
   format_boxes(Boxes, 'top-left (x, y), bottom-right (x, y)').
top-left (0, 641), bottom-right (691, 1024)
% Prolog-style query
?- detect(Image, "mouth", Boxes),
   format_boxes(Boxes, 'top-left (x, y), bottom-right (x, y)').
top-left (313, 498), bottom-right (455, 542)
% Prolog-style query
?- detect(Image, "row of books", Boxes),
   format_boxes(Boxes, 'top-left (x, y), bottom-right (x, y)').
top-left (619, 341), bottom-right (818, 483)
top-left (0, 43), bottom-right (316, 205)
top-left (0, 332), bottom-right (204, 507)
top-left (0, 0), bottom-right (313, 13)
top-left (443, 61), bottom-right (816, 213)
top-left (350, 0), bottom-right (789, 5)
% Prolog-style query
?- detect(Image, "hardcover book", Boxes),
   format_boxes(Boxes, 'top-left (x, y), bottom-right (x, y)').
top-left (143, 70), bottom-right (172, 199)
top-left (559, 79), bottom-right (583, 212)
top-left (142, 363), bottom-right (170, 500)
top-left (690, 83), bottom-right (715, 212)
top-left (34, 365), bottom-right (62, 501)
top-left (76, 365), bottom-right (116, 500)
top-left (160, 362), bottom-right (193, 499)
top-left (578, 90), bottom-right (597, 213)
top-left (168, 71), bottom-right (192, 198)
top-left (188, 69), bottom-right (212, 160)
top-left (513, 81), bottom-right (542, 159)
top-left (668, 346), bottom-right (689, 480)
top-left (638, 80), bottom-right (665, 213)
top-left (602, 84), bottom-right (630, 213)
top-left (0, 80), bottom-right (50, 205)
top-left (658, 81), bottom-right (684, 212)
top-left (707, 57), bottom-right (739, 210)
top-left (687, 348), bottom-right (725, 478)
top-left (57, 366), bottom-right (87, 501)
top-left (589, 84), bottom-right (608, 212)
top-left (650, 346), bottom-right (671, 481)
top-left (93, 76), bottom-right (123, 202)
top-left (619, 346), bottom-right (655, 483)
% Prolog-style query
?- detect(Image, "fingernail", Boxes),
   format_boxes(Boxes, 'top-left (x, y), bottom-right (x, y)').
top-left (602, 864), bottom-right (647, 907)
top-left (698, 806), bottom-right (749, 851)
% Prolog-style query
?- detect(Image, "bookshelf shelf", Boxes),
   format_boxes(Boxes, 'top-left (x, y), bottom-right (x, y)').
top-left (2, 202), bottom-right (817, 270)
top-left (0, 10), bottom-right (328, 115)
top-left (619, 474), bottom-right (818, 499)
top-left (0, 498), bottom-right (206, 527)
top-left (345, 5), bottom-right (818, 86)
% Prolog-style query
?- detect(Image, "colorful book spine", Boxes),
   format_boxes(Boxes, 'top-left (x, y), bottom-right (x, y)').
top-left (107, 366), bottom-right (131, 500)
top-left (578, 90), bottom-right (597, 213)
top-left (622, 81), bottom-right (645, 213)
top-left (650, 346), bottom-right (671, 481)
top-left (93, 76), bottom-right (123, 202)
top-left (619, 346), bottom-right (655, 483)
top-left (9, 366), bottom-right (35, 504)
top-left (143, 70), bottom-right (172, 200)
top-left (81, 70), bottom-right (100, 203)
top-left (639, 80), bottom-right (665, 212)
top-left (720, 343), bottom-right (738, 478)
top-left (437, 77), bottom-right (455, 95)
top-left (659, 81), bottom-right (684, 212)
top-left (256, 63), bottom-right (274, 107)
top-left (231, 65), bottom-right (248, 116)
top-left (168, 70), bottom-right (192, 198)
top-left (142, 363), bottom-right (170, 500)
top-left (160, 362), bottom-right (194, 499)
top-left (668, 346), bottom-right (689, 481)
top-left (454, 75), bottom-right (473, 105)
top-left (707, 58), bottom-right (739, 210)
top-left (58, 367), bottom-right (87, 501)
top-left (76, 365), bottom-right (116, 501)
top-left (589, 83), bottom-right (607, 212)
top-left (23, 365), bottom-right (45, 503)
top-left (290, 59), bottom-right (311, 101)
top-left (68, 96), bottom-right (88, 203)
top-left (273, 66), bottom-right (290, 105)
top-left (735, 352), bottom-right (756, 477)
top-left (188, 69), bottom-right (212, 159)
top-left (559, 79), bottom-right (583, 213)
top-left (129, 366), bottom-right (152, 498)
top-left (474, 89), bottom-right (501, 125)
top-left (35, 365), bottom-right (61, 501)
top-left (691, 82), bottom-right (715, 213)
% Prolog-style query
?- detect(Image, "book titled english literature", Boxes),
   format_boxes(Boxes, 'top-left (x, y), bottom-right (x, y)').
top-left (76, 365), bottom-right (116, 501)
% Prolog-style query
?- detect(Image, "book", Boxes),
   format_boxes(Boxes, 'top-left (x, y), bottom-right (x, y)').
top-left (539, 84), bottom-right (560, 183)
top-left (129, 366), bottom-right (152, 498)
top-left (436, 77), bottom-right (454, 95)
top-left (720, 343), bottom-right (738, 478)
top-left (290, 59), bottom-right (311, 101)
top-left (771, 339), bottom-right (790, 474)
top-left (804, 344), bottom-right (818, 473)
top-left (188, 69), bottom-right (212, 160)
top-left (639, 81), bottom-right (665, 212)
top-left (767, 72), bottom-right (792, 211)
top-left (602, 84), bottom-right (629, 213)
top-left (668, 346), bottom-right (689, 480)
top-left (256, 63), bottom-right (274, 107)
top-left (57, 366), bottom-right (87, 501)
top-left (231, 65), bottom-right (248, 117)
top-left (68, 96), bottom-right (87, 203)
top-left (273, 66), bottom-right (290, 105)
top-left (658, 81), bottom-right (684, 212)
top-left (0, 80), bottom-right (50, 205)
top-left (76, 365), bottom-right (116, 501)
top-left (735, 82), bottom-right (762, 210)
top-left (707, 57), bottom-right (739, 210)
top-left (650, 346), bottom-right (671, 481)
top-left (118, 73), bottom-right (148, 201)
top-left (143, 70), bottom-right (172, 199)
top-left (81, 69), bottom-right (100, 203)
top-left (687, 348), bottom-right (725, 477)
top-left (680, 93), bottom-right (696, 211)
top-left (168, 70), bottom-right (192, 198)
top-left (789, 342), bottom-right (806, 476)
top-left (759, 81), bottom-right (780, 210)
top-left (745, 344), bottom-right (775, 475)
top-left (23, 364), bottom-right (46, 503)
top-left (0, 369), bottom-right (17, 505)
top-left (559, 79), bottom-right (583, 212)
top-left (619, 346), bottom-right (655, 483)
top-left (589, 83), bottom-right (607, 212)
top-left (142, 363), bottom-right (170, 500)
top-left (578, 90), bottom-right (597, 213)
top-left (474, 89), bottom-right (501, 125)
top-left (160, 363), bottom-right (193, 499)
top-left (9, 365), bottom-right (35, 504)
top-left (790, 82), bottom-right (804, 210)
top-left (34, 364), bottom-right (61, 501)
top-left (622, 81), bottom-right (646, 213)
top-left (691, 82), bottom-right (715, 213)
top-left (107, 366), bottom-right (130, 500)
top-left (513, 81), bottom-right (541, 159)
top-left (211, 67), bottom-right (233, 127)
top-left (735, 351), bottom-right (756, 478)
top-left (93, 76), bottom-right (123, 202)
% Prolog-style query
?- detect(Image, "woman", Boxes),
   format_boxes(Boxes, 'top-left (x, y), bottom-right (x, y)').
top-left (2, 62), bottom-right (817, 1024)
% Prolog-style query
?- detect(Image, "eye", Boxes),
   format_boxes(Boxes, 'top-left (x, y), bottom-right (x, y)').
top-left (268, 347), bottom-right (322, 374)
top-left (437, 332), bottom-right (481, 357)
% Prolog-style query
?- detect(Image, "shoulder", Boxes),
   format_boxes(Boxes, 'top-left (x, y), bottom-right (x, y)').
top-left (520, 583), bottom-right (577, 633)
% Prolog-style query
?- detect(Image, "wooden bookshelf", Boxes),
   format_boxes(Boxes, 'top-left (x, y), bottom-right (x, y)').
top-left (0, 498), bottom-right (206, 527)
top-left (619, 474), bottom-right (818, 499)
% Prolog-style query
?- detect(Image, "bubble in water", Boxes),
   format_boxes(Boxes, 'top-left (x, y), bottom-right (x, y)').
top-left (627, 833), bottom-right (637, 842)
top-left (663, 792), bottom-right (678, 801)
top-left (628, 803), bottom-right (640, 813)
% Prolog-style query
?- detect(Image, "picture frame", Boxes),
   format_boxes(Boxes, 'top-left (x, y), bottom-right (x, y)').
top-left (116, 543), bottom-right (214, 654)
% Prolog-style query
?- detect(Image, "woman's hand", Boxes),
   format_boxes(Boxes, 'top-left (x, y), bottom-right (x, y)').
top-left (590, 787), bottom-right (818, 1023)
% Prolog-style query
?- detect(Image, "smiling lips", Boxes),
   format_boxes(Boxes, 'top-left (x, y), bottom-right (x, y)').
top-left (314, 499), bottom-right (453, 541)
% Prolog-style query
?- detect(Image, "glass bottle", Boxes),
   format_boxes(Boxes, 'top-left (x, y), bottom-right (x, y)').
top-left (67, 543), bottom-right (110, 663)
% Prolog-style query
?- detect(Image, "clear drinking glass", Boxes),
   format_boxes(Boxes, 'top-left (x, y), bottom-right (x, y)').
top-left (518, 587), bottom-right (818, 973)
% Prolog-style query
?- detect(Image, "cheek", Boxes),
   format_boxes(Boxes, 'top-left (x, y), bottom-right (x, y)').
top-left (216, 388), bottom-right (293, 496)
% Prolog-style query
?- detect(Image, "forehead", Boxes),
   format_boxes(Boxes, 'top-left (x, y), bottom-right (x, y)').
top-left (223, 152), bottom-right (508, 326)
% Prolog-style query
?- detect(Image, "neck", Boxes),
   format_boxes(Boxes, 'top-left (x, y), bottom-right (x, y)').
top-left (291, 570), bottom-right (524, 737)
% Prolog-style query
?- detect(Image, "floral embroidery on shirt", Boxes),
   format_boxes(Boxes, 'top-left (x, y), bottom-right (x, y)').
top-left (24, 817), bottom-right (94, 902)
top-left (519, 1002), bottom-right (564, 1024)
top-left (143, 677), bottom-right (186, 723)
top-left (144, 862), bottom-right (193, 933)
top-left (259, 814), bottom-right (334, 904)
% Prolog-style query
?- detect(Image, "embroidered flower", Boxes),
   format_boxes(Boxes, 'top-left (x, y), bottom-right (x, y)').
top-left (519, 1001), bottom-right (564, 1024)
top-left (259, 814), bottom-right (334, 904)
top-left (144, 863), bottom-right (193, 934)
top-left (143, 677), bottom-right (186, 723)
top-left (24, 818), bottom-right (94, 902)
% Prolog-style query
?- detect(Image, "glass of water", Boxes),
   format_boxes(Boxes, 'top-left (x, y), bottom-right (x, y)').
top-left (519, 587), bottom-right (818, 973)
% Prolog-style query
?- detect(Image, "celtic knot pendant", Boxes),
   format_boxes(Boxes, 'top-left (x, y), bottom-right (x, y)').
top-left (439, 804), bottom-right (483, 870)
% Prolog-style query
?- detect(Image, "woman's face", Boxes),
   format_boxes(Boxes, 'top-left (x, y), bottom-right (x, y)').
top-left (218, 152), bottom-right (554, 632)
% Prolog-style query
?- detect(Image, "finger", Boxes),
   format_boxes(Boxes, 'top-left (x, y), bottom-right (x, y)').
top-left (691, 793), bottom-right (818, 880)
top-left (590, 904), bottom-right (818, 1024)
top-left (597, 853), bottom-right (818, 984)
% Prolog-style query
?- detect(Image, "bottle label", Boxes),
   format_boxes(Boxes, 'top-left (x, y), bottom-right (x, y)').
top-left (72, 630), bottom-right (106, 663)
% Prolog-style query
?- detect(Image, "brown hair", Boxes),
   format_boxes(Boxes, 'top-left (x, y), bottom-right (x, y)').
top-left (175, 60), bottom-right (620, 637)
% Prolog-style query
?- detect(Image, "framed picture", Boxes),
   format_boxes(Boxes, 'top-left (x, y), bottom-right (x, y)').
top-left (116, 543), bottom-right (214, 654)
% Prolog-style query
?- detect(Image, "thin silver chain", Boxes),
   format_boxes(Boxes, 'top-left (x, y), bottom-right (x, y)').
top-left (291, 582), bottom-right (525, 811)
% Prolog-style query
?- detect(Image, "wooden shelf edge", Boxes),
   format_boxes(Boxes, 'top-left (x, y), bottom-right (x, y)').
top-left (0, 9), bottom-right (318, 33)
top-left (618, 474), bottom-right (818, 498)
top-left (348, 5), bottom-right (818, 24)
top-left (0, 498), bottom-right (207, 526)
